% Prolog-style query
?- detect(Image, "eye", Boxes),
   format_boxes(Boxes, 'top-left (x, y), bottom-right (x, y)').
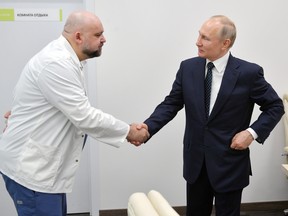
top-left (95, 31), bottom-right (104, 38)
top-left (198, 32), bottom-right (209, 41)
top-left (202, 35), bottom-right (210, 41)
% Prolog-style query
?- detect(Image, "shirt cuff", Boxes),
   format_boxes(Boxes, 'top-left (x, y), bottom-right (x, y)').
top-left (247, 128), bottom-right (258, 140)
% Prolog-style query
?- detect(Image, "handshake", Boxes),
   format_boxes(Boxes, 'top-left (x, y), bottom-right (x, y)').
top-left (126, 123), bottom-right (149, 147)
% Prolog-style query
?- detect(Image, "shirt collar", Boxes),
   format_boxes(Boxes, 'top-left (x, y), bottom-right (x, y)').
top-left (59, 35), bottom-right (86, 70)
top-left (206, 51), bottom-right (230, 74)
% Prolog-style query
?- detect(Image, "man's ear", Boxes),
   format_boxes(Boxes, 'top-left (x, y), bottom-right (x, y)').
top-left (75, 32), bottom-right (82, 43)
top-left (223, 39), bottom-right (231, 49)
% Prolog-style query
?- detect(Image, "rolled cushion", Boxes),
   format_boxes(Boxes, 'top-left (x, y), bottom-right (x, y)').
top-left (147, 190), bottom-right (179, 216)
top-left (128, 192), bottom-right (159, 216)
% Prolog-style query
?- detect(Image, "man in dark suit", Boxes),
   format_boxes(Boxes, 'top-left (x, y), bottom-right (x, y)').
top-left (133, 15), bottom-right (284, 216)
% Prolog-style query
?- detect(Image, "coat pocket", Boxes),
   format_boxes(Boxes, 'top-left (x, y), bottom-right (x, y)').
top-left (19, 139), bottom-right (61, 187)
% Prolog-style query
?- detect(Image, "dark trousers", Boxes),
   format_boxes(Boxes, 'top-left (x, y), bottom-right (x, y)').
top-left (186, 163), bottom-right (243, 216)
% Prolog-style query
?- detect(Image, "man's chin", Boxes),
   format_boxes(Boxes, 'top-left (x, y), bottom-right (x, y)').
top-left (96, 51), bottom-right (102, 57)
top-left (198, 51), bottom-right (205, 58)
top-left (89, 51), bottom-right (102, 58)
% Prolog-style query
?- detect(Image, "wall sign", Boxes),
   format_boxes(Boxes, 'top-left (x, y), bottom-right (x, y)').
top-left (0, 8), bottom-right (62, 21)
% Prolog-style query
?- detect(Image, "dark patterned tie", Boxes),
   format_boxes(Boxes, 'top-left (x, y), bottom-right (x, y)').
top-left (205, 62), bottom-right (214, 118)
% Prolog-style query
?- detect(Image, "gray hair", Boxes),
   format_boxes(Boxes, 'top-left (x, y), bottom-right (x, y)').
top-left (211, 15), bottom-right (237, 48)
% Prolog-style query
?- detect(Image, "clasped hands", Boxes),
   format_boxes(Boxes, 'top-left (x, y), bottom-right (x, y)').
top-left (127, 123), bottom-right (149, 146)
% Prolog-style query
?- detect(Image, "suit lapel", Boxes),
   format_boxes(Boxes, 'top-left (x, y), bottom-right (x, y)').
top-left (209, 56), bottom-right (240, 120)
top-left (193, 59), bottom-right (206, 119)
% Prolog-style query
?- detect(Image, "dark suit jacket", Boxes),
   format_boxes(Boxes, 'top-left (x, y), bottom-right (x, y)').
top-left (144, 54), bottom-right (284, 193)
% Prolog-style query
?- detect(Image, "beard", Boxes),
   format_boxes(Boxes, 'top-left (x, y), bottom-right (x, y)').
top-left (83, 47), bottom-right (102, 58)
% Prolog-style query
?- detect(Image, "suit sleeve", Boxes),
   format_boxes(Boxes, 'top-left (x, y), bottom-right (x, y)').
top-left (249, 67), bottom-right (284, 143)
top-left (144, 64), bottom-right (185, 138)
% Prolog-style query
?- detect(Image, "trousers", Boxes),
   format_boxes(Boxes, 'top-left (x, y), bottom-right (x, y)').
top-left (2, 173), bottom-right (67, 216)
top-left (186, 162), bottom-right (243, 216)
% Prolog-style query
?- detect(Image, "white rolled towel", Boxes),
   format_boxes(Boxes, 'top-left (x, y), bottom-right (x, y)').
top-left (128, 192), bottom-right (159, 216)
top-left (147, 190), bottom-right (180, 216)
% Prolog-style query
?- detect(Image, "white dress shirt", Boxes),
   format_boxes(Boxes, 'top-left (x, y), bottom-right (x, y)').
top-left (0, 35), bottom-right (129, 193)
top-left (207, 52), bottom-right (258, 139)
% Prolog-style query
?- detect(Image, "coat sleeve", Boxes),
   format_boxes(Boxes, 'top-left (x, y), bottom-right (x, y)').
top-left (37, 60), bottom-right (129, 147)
top-left (249, 66), bottom-right (284, 143)
top-left (144, 63), bottom-right (185, 138)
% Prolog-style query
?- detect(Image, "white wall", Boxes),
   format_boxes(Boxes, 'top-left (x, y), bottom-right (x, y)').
top-left (94, 0), bottom-right (288, 210)
top-left (1, 0), bottom-right (288, 214)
